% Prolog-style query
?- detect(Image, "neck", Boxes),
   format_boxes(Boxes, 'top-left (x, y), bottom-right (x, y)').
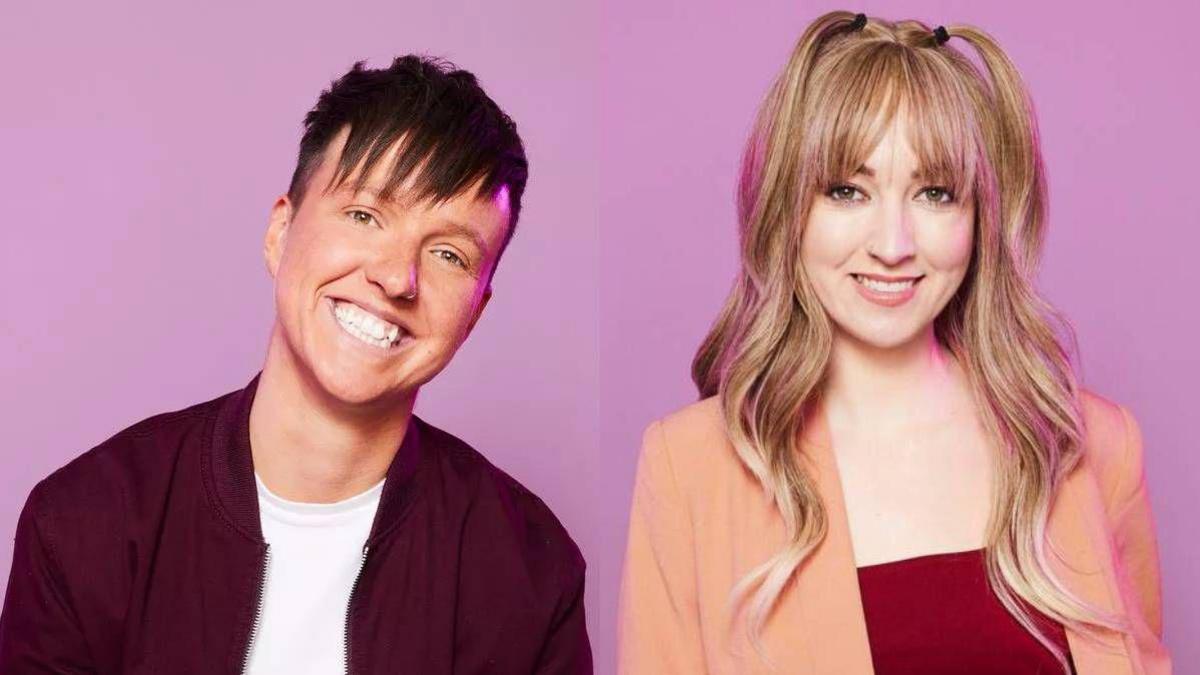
top-left (823, 324), bottom-right (971, 435)
top-left (249, 324), bottom-right (414, 503)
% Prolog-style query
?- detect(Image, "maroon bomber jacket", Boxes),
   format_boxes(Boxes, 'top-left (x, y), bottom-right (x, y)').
top-left (0, 372), bottom-right (592, 674)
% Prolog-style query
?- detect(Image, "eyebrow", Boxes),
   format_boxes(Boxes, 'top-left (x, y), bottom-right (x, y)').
top-left (432, 220), bottom-right (489, 256)
top-left (336, 184), bottom-right (490, 254)
top-left (334, 183), bottom-right (409, 205)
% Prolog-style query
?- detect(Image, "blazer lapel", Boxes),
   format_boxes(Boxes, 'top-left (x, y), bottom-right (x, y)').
top-left (791, 400), bottom-right (877, 674)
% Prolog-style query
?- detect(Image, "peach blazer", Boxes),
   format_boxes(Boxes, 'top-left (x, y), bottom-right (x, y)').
top-left (617, 390), bottom-right (1171, 674)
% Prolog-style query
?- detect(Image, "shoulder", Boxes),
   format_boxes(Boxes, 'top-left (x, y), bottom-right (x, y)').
top-left (413, 417), bottom-right (585, 575)
top-left (26, 389), bottom-right (229, 528)
top-left (645, 395), bottom-right (729, 458)
top-left (634, 396), bottom-right (747, 499)
top-left (12, 388), bottom-right (231, 602)
top-left (1077, 387), bottom-right (1145, 513)
top-left (654, 396), bottom-right (727, 443)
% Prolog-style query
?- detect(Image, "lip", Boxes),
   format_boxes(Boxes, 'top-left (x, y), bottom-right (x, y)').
top-left (854, 272), bottom-right (923, 282)
top-left (328, 295), bottom-right (410, 334)
top-left (851, 273), bottom-right (922, 307)
top-left (326, 297), bottom-right (414, 352)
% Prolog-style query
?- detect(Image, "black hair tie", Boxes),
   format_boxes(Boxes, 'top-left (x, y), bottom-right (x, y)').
top-left (850, 13), bottom-right (867, 31)
top-left (933, 25), bottom-right (950, 45)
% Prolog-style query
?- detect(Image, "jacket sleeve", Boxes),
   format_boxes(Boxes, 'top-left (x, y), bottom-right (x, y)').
top-left (0, 482), bottom-right (97, 673)
top-left (1106, 406), bottom-right (1172, 672)
top-left (533, 562), bottom-right (592, 674)
top-left (617, 420), bottom-right (706, 674)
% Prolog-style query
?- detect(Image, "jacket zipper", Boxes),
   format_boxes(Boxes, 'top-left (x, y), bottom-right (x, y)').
top-left (343, 544), bottom-right (370, 675)
top-left (241, 544), bottom-right (271, 674)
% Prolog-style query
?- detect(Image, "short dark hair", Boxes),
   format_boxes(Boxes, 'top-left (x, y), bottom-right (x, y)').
top-left (287, 55), bottom-right (528, 259)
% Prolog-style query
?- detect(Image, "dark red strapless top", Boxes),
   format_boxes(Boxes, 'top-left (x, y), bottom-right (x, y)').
top-left (856, 548), bottom-right (1076, 674)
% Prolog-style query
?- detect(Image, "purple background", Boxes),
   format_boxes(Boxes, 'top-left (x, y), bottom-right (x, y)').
top-left (2, 0), bottom-right (1197, 671)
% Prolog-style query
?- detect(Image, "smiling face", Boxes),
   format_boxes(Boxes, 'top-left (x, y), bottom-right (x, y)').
top-left (263, 127), bottom-right (512, 410)
top-left (800, 108), bottom-right (975, 351)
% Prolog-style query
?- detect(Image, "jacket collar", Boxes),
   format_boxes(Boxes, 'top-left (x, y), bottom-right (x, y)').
top-left (206, 370), bottom-right (424, 547)
top-left (792, 398), bottom-right (1136, 674)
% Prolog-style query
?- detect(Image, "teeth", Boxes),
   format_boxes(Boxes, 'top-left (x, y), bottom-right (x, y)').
top-left (341, 320), bottom-right (394, 349)
top-left (855, 275), bottom-right (916, 293)
top-left (333, 300), bottom-right (403, 348)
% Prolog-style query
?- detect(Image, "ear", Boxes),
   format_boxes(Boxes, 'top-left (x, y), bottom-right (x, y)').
top-left (464, 285), bottom-right (493, 337)
top-left (264, 195), bottom-right (293, 279)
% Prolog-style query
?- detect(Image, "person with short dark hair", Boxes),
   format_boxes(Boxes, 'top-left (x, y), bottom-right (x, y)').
top-left (0, 55), bottom-right (592, 674)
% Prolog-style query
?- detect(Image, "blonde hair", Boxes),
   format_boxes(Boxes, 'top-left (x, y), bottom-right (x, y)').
top-left (692, 10), bottom-right (1129, 672)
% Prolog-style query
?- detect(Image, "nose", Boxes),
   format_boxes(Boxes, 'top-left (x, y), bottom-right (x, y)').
top-left (866, 198), bottom-right (917, 266)
top-left (364, 250), bottom-right (419, 301)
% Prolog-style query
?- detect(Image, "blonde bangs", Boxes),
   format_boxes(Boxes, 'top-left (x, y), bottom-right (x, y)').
top-left (801, 39), bottom-right (982, 206)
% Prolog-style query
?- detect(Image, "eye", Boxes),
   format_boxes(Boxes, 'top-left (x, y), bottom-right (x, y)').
top-left (347, 209), bottom-right (378, 227)
top-left (918, 186), bottom-right (956, 205)
top-left (432, 249), bottom-right (468, 269)
top-left (826, 184), bottom-right (866, 203)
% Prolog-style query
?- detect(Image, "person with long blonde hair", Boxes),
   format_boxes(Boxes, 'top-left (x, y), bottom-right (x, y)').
top-left (617, 10), bottom-right (1171, 674)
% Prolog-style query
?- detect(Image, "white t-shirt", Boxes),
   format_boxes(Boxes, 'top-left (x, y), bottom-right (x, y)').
top-left (244, 473), bottom-right (384, 674)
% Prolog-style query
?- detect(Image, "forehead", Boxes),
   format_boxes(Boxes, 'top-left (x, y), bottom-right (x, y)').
top-left (857, 111), bottom-right (923, 173)
top-left (312, 127), bottom-right (512, 224)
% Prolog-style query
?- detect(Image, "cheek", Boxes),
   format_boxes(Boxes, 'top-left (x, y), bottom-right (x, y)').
top-left (421, 277), bottom-right (485, 337)
top-left (799, 215), bottom-right (861, 307)
top-left (919, 217), bottom-right (974, 272)
top-left (800, 216), bottom-right (857, 269)
top-left (278, 225), bottom-right (361, 291)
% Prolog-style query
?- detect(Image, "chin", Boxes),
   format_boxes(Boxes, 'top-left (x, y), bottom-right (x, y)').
top-left (310, 364), bottom-right (400, 406)
top-left (841, 323), bottom-right (924, 351)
